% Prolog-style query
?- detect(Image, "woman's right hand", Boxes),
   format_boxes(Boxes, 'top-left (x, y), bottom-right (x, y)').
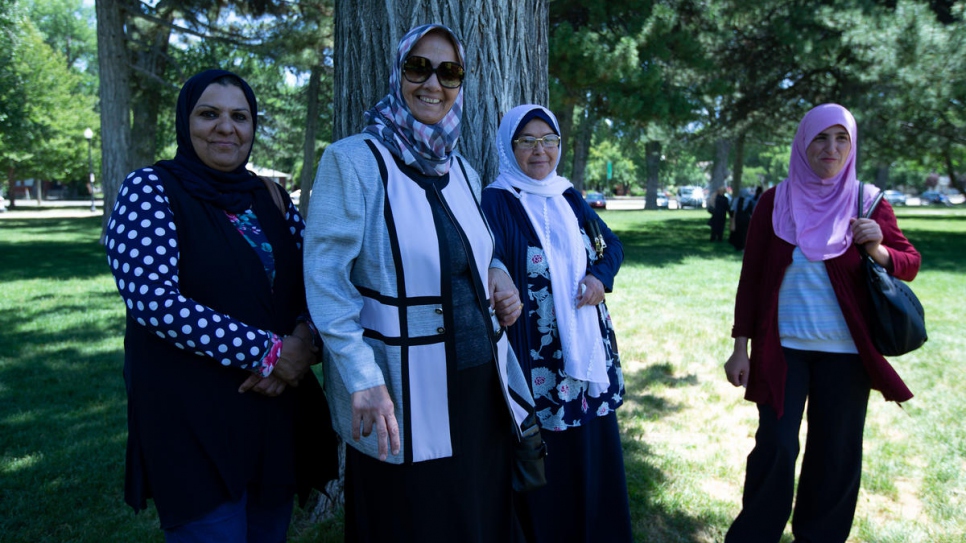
top-left (271, 333), bottom-right (317, 387)
top-left (351, 385), bottom-right (401, 461)
top-left (724, 337), bottom-right (750, 387)
top-left (238, 374), bottom-right (287, 397)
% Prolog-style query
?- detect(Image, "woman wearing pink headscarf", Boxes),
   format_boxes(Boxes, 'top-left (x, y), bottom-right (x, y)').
top-left (722, 104), bottom-right (920, 542)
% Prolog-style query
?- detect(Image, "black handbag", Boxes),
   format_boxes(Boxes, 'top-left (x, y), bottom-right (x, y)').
top-left (511, 414), bottom-right (548, 493)
top-left (857, 184), bottom-right (927, 356)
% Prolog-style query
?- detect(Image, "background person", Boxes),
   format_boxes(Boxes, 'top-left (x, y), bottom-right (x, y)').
top-left (729, 187), bottom-right (756, 251)
top-left (710, 186), bottom-right (730, 241)
top-left (303, 24), bottom-right (537, 543)
top-left (722, 103), bottom-right (920, 543)
top-left (481, 104), bottom-right (633, 543)
top-left (104, 69), bottom-right (337, 542)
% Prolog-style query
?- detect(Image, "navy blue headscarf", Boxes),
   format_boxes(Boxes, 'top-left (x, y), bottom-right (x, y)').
top-left (157, 69), bottom-right (262, 212)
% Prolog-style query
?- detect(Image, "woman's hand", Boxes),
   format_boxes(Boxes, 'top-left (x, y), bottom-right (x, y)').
top-left (850, 217), bottom-right (891, 267)
top-left (576, 274), bottom-right (605, 309)
top-left (488, 268), bottom-right (523, 327)
top-left (271, 333), bottom-right (317, 387)
top-left (351, 385), bottom-right (401, 461)
top-left (724, 337), bottom-right (750, 388)
top-left (238, 374), bottom-right (287, 397)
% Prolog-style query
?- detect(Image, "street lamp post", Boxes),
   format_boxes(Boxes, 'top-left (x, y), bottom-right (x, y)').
top-left (84, 128), bottom-right (95, 212)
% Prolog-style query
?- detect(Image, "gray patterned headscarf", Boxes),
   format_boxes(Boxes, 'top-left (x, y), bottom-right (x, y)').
top-left (363, 24), bottom-right (465, 177)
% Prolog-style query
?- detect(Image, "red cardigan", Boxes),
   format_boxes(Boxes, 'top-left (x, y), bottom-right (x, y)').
top-left (733, 188), bottom-right (919, 417)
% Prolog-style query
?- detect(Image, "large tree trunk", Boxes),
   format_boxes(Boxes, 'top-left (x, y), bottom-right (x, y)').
top-left (95, 0), bottom-right (133, 235)
top-left (332, 0), bottom-right (549, 185)
top-left (299, 65), bottom-right (323, 216)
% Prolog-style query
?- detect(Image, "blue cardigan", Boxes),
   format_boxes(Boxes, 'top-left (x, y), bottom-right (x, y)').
top-left (480, 186), bottom-right (624, 376)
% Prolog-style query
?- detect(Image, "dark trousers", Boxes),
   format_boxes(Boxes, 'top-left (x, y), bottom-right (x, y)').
top-left (725, 348), bottom-right (871, 543)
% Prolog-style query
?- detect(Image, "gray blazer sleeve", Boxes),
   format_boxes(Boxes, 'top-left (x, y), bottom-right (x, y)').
top-left (303, 135), bottom-right (385, 394)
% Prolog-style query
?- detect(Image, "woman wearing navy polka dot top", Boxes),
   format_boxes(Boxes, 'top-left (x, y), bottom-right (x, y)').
top-left (105, 70), bottom-right (337, 541)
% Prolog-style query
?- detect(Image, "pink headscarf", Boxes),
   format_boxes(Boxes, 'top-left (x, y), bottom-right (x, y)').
top-left (772, 103), bottom-right (879, 261)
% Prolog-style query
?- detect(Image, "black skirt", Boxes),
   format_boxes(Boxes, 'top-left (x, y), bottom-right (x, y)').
top-left (344, 360), bottom-right (514, 543)
top-left (513, 412), bottom-right (633, 543)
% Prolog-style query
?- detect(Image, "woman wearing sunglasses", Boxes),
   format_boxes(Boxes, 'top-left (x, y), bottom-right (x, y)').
top-left (481, 104), bottom-right (633, 543)
top-left (303, 24), bottom-right (538, 543)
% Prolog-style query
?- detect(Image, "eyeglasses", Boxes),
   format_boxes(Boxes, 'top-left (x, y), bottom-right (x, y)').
top-left (512, 135), bottom-right (561, 150)
top-left (402, 56), bottom-right (465, 89)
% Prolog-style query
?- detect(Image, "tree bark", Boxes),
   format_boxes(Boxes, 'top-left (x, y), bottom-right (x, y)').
top-left (943, 147), bottom-right (958, 194)
top-left (129, 16), bottom-right (173, 169)
top-left (95, 0), bottom-right (133, 235)
top-left (874, 163), bottom-right (889, 188)
top-left (731, 131), bottom-right (745, 199)
top-left (569, 104), bottom-right (596, 192)
top-left (299, 65), bottom-right (323, 216)
top-left (6, 166), bottom-right (15, 209)
top-left (645, 140), bottom-right (661, 206)
top-left (554, 98), bottom-right (576, 179)
top-left (332, 0), bottom-right (549, 185)
top-left (644, 138), bottom-right (660, 209)
top-left (710, 137), bottom-right (730, 200)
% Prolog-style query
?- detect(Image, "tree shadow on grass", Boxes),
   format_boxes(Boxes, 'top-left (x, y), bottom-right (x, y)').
top-left (617, 361), bottom-right (732, 542)
top-left (613, 216), bottom-right (744, 269)
top-left (0, 217), bottom-right (107, 282)
top-left (899, 228), bottom-right (966, 272)
top-left (0, 326), bottom-right (160, 542)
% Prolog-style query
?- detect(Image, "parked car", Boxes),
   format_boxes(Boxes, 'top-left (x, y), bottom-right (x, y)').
top-left (677, 186), bottom-right (706, 209)
top-left (943, 187), bottom-right (965, 205)
top-left (584, 191), bottom-right (606, 209)
top-left (650, 190), bottom-right (669, 209)
top-left (882, 190), bottom-right (907, 206)
top-left (919, 190), bottom-right (951, 206)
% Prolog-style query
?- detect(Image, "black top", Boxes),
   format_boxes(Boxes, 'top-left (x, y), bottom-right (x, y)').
top-left (120, 166), bottom-right (336, 528)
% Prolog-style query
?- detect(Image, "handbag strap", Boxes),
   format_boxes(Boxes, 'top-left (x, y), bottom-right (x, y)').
top-left (857, 183), bottom-right (885, 219)
top-left (261, 177), bottom-right (287, 217)
top-left (856, 184), bottom-right (887, 259)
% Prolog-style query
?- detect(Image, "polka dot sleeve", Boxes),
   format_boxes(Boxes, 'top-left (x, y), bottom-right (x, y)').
top-left (105, 168), bottom-right (274, 373)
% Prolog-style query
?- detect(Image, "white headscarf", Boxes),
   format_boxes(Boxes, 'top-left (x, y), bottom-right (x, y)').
top-left (491, 104), bottom-right (609, 397)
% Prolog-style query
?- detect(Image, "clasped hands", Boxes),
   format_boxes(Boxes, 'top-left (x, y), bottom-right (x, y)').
top-left (239, 323), bottom-right (318, 397)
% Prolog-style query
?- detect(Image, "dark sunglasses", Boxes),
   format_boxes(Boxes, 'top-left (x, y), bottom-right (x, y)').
top-left (402, 56), bottom-right (465, 89)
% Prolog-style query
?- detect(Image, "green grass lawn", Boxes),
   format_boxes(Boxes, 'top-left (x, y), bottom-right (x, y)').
top-left (1, 208), bottom-right (964, 542)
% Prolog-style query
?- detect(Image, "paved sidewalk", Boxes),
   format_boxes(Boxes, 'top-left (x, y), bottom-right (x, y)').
top-left (0, 199), bottom-right (104, 220)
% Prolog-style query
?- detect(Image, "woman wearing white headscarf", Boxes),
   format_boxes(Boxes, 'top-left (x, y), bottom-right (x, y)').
top-left (303, 24), bottom-right (537, 543)
top-left (723, 103), bottom-right (920, 542)
top-left (481, 104), bottom-right (632, 543)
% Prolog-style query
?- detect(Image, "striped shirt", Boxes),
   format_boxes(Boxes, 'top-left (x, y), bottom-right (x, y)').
top-left (777, 247), bottom-right (858, 354)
